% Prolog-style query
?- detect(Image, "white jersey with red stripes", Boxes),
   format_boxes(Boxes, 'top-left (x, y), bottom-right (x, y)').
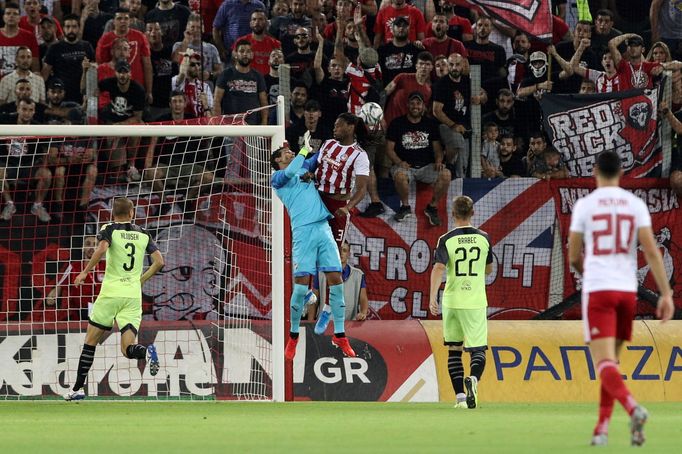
top-left (345, 62), bottom-right (382, 115)
top-left (569, 186), bottom-right (651, 293)
top-left (586, 69), bottom-right (621, 93)
top-left (315, 139), bottom-right (370, 195)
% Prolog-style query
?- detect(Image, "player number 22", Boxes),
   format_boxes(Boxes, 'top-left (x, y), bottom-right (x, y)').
top-left (454, 246), bottom-right (481, 276)
top-left (592, 213), bottom-right (635, 255)
top-left (123, 242), bottom-right (136, 271)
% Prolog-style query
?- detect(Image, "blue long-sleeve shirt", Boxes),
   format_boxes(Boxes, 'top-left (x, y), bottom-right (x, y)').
top-left (272, 152), bottom-right (331, 230)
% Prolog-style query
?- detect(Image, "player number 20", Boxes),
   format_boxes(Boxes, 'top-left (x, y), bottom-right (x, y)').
top-left (591, 213), bottom-right (635, 255)
top-left (454, 246), bottom-right (481, 276)
top-left (123, 242), bottom-right (135, 271)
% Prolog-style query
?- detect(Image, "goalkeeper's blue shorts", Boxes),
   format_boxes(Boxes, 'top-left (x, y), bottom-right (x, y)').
top-left (292, 220), bottom-right (342, 277)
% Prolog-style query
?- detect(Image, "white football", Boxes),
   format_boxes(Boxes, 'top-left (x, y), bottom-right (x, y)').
top-left (358, 102), bottom-right (384, 127)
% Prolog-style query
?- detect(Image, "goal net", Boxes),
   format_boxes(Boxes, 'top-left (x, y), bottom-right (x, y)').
top-left (0, 100), bottom-right (286, 401)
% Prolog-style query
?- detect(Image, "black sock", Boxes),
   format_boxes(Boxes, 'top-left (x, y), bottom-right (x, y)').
top-left (73, 344), bottom-right (96, 391)
top-left (470, 350), bottom-right (487, 381)
top-left (125, 344), bottom-right (147, 359)
top-left (289, 332), bottom-right (299, 340)
top-left (448, 349), bottom-right (465, 394)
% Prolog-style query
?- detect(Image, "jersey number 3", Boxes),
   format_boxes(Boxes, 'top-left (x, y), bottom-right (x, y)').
top-left (123, 242), bottom-right (136, 271)
top-left (592, 214), bottom-right (635, 255)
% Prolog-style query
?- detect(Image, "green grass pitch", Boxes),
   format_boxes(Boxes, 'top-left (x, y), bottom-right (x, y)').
top-left (3, 402), bottom-right (682, 453)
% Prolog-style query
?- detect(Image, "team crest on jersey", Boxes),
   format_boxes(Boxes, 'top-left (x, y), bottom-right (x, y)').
top-left (340, 154), bottom-right (349, 162)
top-left (631, 71), bottom-right (648, 89)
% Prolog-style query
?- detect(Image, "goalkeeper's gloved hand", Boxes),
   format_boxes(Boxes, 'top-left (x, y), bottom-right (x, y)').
top-left (299, 131), bottom-right (312, 157)
top-left (304, 289), bottom-right (317, 306)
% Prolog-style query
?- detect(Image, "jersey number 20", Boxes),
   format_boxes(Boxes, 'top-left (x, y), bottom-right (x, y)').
top-left (592, 214), bottom-right (635, 255)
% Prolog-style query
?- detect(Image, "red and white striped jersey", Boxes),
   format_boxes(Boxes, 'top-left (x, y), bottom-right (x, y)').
top-left (586, 69), bottom-right (621, 93)
top-left (345, 62), bottom-right (382, 115)
top-left (315, 139), bottom-right (370, 195)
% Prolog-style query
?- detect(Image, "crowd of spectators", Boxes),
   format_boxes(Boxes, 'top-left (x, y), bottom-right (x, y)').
top-left (0, 0), bottom-right (680, 226)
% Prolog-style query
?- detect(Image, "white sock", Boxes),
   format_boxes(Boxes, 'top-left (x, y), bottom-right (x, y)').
top-left (456, 393), bottom-right (466, 402)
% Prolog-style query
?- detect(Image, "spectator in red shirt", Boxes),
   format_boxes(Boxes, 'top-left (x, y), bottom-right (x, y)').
top-left (423, 13), bottom-right (467, 62)
top-left (96, 7), bottom-right (153, 104)
top-left (373, 0), bottom-right (426, 47)
top-left (235, 9), bottom-right (281, 76)
top-left (0, 3), bottom-right (40, 76)
top-left (323, 0), bottom-right (353, 41)
top-left (383, 51), bottom-right (434, 126)
top-left (609, 34), bottom-right (664, 90)
top-left (19, 0), bottom-right (64, 47)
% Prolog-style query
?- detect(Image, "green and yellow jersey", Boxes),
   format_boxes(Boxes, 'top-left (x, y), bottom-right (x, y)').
top-left (97, 222), bottom-right (159, 299)
top-left (434, 226), bottom-right (492, 309)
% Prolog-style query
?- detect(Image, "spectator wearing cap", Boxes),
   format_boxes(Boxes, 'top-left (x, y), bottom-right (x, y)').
top-left (465, 16), bottom-right (507, 84)
top-left (377, 15), bottom-right (423, 83)
top-left (96, 8), bottom-right (153, 105)
top-left (0, 46), bottom-right (45, 104)
top-left (383, 50), bottom-right (433, 126)
top-left (38, 16), bottom-right (60, 59)
top-left (98, 59), bottom-right (145, 182)
top-left (82, 36), bottom-right (129, 110)
top-left (0, 3), bottom-right (40, 77)
top-left (43, 78), bottom-right (76, 124)
top-left (609, 33), bottom-right (673, 91)
top-left (42, 14), bottom-right (95, 104)
top-left (171, 52), bottom-right (213, 118)
top-left (285, 99), bottom-right (332, 154)
top-left (386, 91), bottom-right (449, 226)
top-left (373, 0), bottom-right (426, 47)
top-left (268, 0), bottom-right (312, 57)
top-left (213, 0), bottom-right (266, 62)
top-left (19, 0), bottom-right (64, 47)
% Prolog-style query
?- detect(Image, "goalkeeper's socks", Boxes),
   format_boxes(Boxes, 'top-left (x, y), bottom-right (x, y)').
top-left (73, 344), bottom-right (96, 391)
top-left (289, 283), bottom-right (308, 334)
top-left (470, 350), bottom-right (486, 381)
top-left (447, 349), bottom-right (465, 394)
top-left (598, 360), bottom-right (637, 415)
top-left (594, 383), bottom-right (614, 436)
top-left (328, 283), bottom-right (346, 334)
top-left (125, 344), bottom-right (147, 359)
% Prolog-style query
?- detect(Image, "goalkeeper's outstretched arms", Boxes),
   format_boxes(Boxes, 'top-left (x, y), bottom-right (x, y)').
top-left (271, 132), bottom-right (316, 188)
top-left (141, 250), bottom-right (165, 285)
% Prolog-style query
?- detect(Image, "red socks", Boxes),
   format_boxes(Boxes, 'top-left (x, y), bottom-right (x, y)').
top-left (597, 360), bottom-right (637, 417)
top-left (594, 383), bottom-right (615, 435)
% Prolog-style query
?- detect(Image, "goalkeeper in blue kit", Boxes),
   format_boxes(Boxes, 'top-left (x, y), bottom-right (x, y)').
top-left (64, 197), bottom-right (165, 401)
top-left (271, 132), bottom-right (356, 359)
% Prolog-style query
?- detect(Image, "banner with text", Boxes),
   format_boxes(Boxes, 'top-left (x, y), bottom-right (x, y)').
top-left (541, 89), bottom-right (662, 178)
top-left (551, 178), bottom-right (682, 316)
top-left (347, 178), bottom-right (555, 320)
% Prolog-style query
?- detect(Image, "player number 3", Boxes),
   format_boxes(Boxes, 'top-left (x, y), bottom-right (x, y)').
top-left (123, 242), bottom-right (136, 271)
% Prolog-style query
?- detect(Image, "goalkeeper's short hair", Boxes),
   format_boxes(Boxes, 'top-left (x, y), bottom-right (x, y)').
top-left (270, 147), bottom-right (286, 171)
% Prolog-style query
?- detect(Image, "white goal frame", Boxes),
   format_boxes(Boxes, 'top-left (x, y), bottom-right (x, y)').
top-left (0, 96), bottom-right (287, 402)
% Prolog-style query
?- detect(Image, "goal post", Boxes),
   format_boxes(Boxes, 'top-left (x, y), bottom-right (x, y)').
top-left (0, 97), bottom-right (287, 401)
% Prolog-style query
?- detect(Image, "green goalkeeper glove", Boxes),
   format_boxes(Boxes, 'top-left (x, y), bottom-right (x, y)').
top-left (299, 131), bottom-right (312, 157)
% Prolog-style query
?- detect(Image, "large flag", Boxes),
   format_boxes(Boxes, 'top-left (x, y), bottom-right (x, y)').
top-left (540, 89), bottom-right (662, 178)
top-left (457, 0), bottom-right (553, 42)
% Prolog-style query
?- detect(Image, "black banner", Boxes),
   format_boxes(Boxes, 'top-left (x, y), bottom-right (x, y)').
top-left (541, 89), bottom-right (662, 178)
